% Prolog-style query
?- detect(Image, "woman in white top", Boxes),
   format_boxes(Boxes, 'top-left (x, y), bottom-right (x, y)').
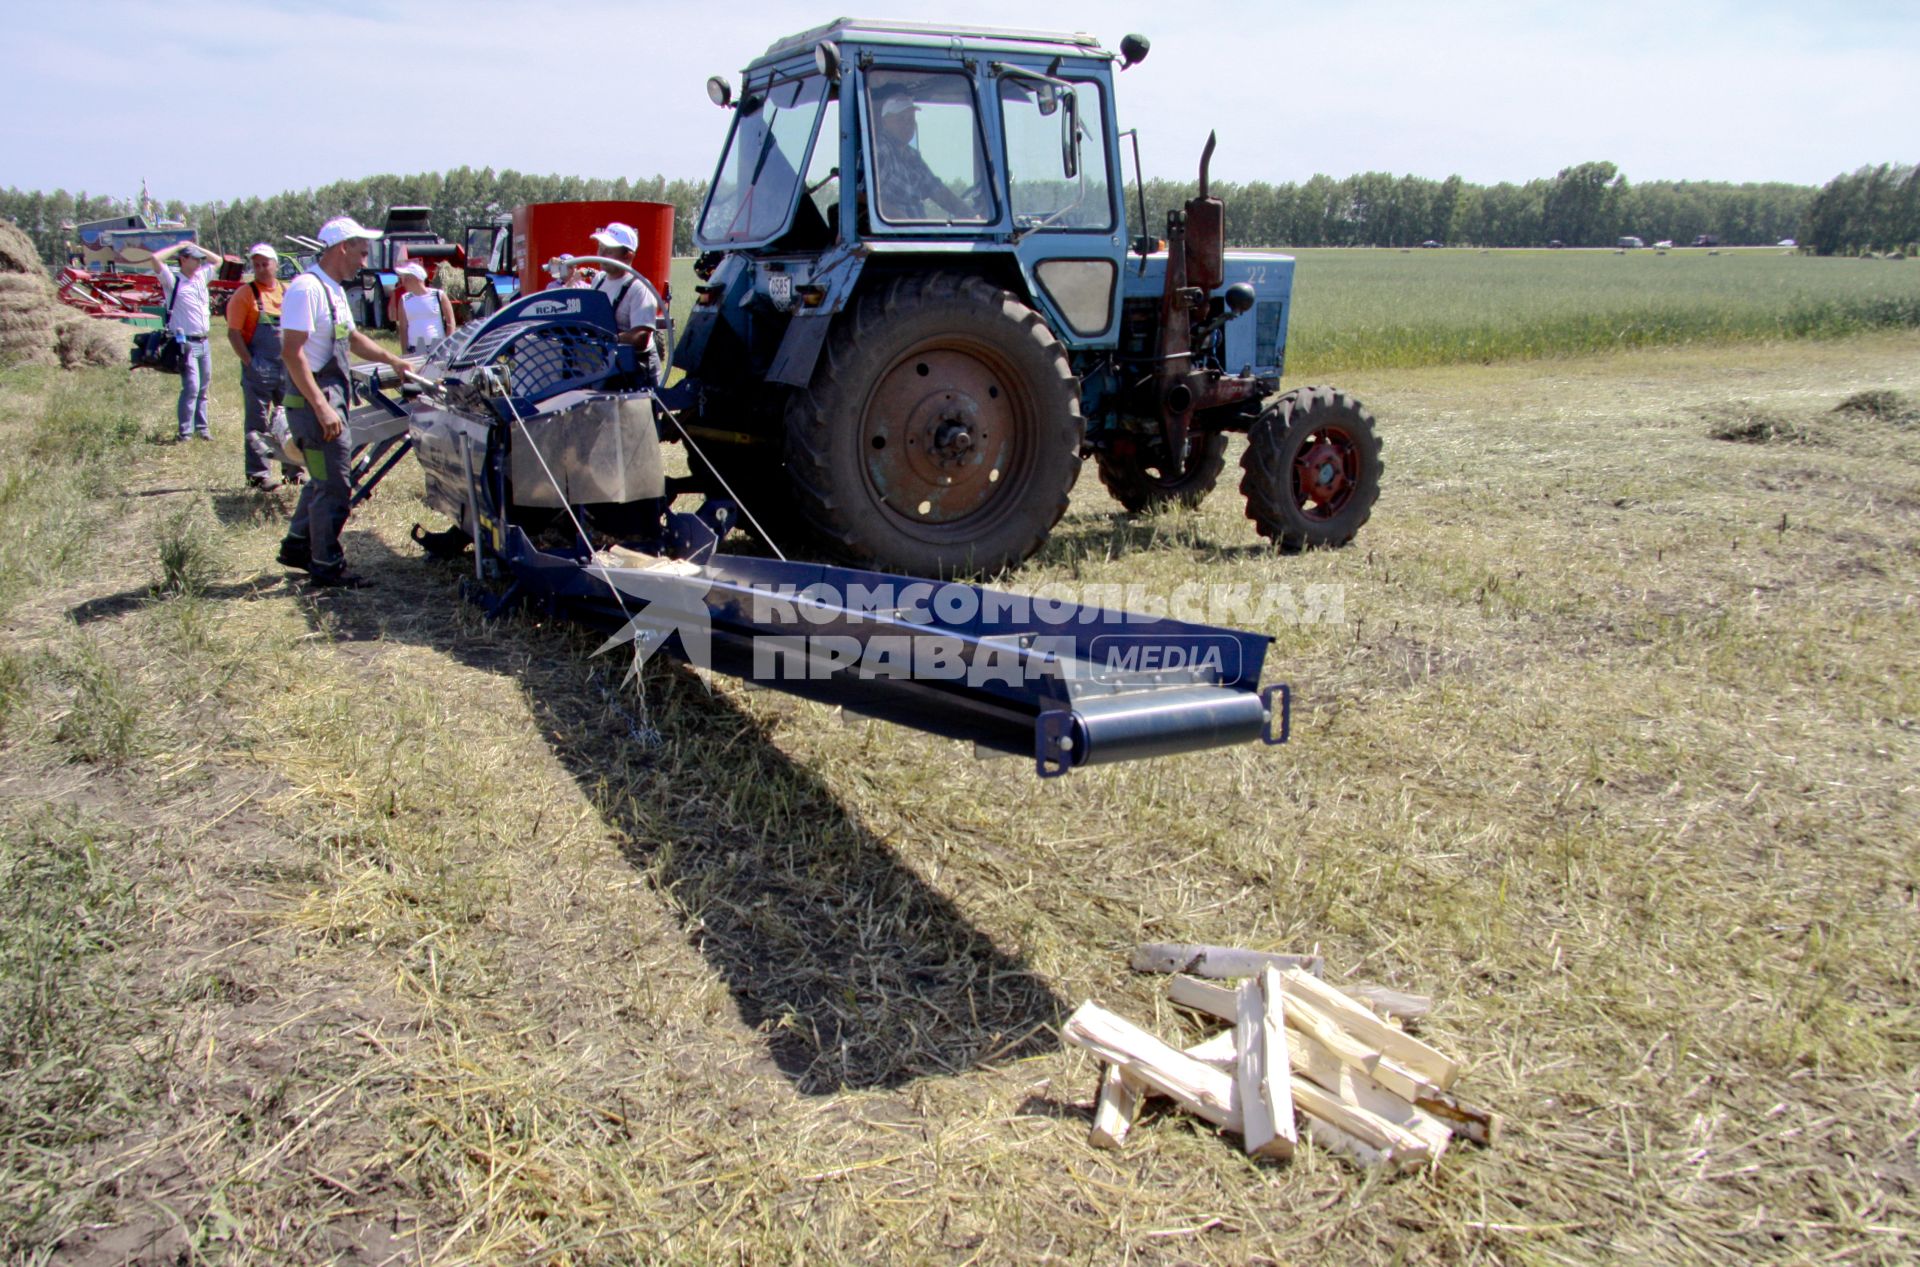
top-left (394, 262), bottom-right (456, 354)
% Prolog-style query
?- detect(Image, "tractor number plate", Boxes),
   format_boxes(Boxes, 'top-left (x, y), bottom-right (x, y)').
top-left (768, 274), bottom-right (793, 310)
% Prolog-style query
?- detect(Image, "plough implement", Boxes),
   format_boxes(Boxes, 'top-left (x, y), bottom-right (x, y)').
top-left (343, 286), bottom-right (1292, 777)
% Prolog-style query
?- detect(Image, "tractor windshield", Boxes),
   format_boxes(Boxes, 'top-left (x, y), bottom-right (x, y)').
top-left (699, 74), bottom-right (828, 246)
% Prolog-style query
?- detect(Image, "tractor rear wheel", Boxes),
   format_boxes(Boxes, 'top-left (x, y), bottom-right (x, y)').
top-left (785, 273), bottom-right (1083, 577)
top-left (1238, 387), bottom-right (1383, 550)
top-left (1095, 430), bottom-right (1229, 513)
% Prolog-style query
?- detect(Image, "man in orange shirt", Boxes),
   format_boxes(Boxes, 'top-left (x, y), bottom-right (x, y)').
top-left (225, 243), bottom-right (302, 490)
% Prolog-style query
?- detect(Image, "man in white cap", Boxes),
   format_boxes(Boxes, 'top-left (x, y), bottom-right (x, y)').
top-left (274, 216), bottom-right (410, 590)
top-left (224, 242), bottom-right (301, 489)
top-left (586, 222), bottom-right (663, 379)
top-left (148, 240), bottom-right (220, 441)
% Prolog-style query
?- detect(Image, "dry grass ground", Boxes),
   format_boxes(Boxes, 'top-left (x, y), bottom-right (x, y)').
top-left (2, 333), bottom-right (1917, 1265)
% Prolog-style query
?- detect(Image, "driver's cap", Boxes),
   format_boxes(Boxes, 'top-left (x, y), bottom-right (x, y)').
top-left (590, 223), bottom-right (638, 252)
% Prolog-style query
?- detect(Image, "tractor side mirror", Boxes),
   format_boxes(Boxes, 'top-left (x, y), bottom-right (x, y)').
top-left (1060, 88), bottom-right (1080, 179)
top-left (1036, 82), bottom-right (1058, 117)
top-left (706, 76), bottom-right (733, 108)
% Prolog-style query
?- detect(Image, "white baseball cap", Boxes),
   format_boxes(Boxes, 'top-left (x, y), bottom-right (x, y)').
top-left (395, 262), bottom-right (428, 282)
top-left (590, 223), bottom-right (638, 252)
top-left (880, 94), bottom-right (918, 118)
top-left (247, 242), bottom-right (279, 262)
top-left (317, 216), bottom-right (383, 249)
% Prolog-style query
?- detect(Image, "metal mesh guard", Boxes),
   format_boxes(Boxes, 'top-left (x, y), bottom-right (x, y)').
top-left (451, 321), bottom-right (621, 402)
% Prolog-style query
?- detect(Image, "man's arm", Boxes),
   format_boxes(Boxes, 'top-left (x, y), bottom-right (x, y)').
top-left (224, 287), bottom-right (253, 361)
top-left (347, 328), bottom-right (407, 373)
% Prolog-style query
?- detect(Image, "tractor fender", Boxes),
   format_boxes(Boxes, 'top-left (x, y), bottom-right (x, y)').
top-left (765, 249), bottom-right (869, 387)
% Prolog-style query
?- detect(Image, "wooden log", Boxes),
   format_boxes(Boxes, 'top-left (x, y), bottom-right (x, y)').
top-left (1167, 973), bottom-right (1238, 1021)
top-left (1062, 1002), bottom-right (1240, 1132)
top-left (1233, 968), bottom-right (1296, 1159)
top-left (1284, 993), bottom-right (1439, 1106)
top-left (1412, 1086), bottom-right (1502, 1147)
top-left (1281, 969), bottom-right (1461, 1090)
top-left (1132, 943), bottom-right (1324, 980)
top-left (1172, 973), bottom-right (1475, 1151)
top-left (1283, 1011), bottom-right (1452, 1162)
top-left (1186, 1028), bottom-right (1237, 1069)
top-left (1089, 1064), bottom-right (1142, 1149)
top-left (1289, 1075), bottom-right (1431, 1170)
top-left (1350, 983), bottom-right (1433, 1022)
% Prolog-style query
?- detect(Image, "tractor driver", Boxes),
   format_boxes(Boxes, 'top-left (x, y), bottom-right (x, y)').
top-left (872, 90), bottom-right (978, 223)
top-left (586, 222), bottom-right (664, 382)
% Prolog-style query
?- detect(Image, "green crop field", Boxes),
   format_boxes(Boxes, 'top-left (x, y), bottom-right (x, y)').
top-left (1282, 247), bottom-right (1920, 376)
top-left (665, 249), bottom-right (1920, 381)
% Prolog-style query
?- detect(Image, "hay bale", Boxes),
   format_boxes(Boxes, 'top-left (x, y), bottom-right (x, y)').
top-left (0, 220), bottom-right (44, 275)
top-left (0, 272), bottom-right (54, 299)
top-left (51, 307), bottom-right (127, 369)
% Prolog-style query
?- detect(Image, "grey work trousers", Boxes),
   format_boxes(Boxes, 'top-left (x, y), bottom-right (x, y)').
top-left (240, 364), bottom-right (299, 483)
top-left (176, 338), bottom-right (213, 438)
top-left (285, 380), bottom-right (354, 578)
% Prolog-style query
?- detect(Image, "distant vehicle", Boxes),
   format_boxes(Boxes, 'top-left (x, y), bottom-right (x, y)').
top-left (1420, 239), bottom-right (1441, 248)
top-left (1778, 238), bottom-right (1798, 248)
top-left (1547, 239), bottom-right (1565, 248)
top-left (1653, 240), bottom-right (1673, 250)
top-left (1692, 234), bottom-right (1718, 247)
top-left (1618, 236), bottom-right (1644, 249)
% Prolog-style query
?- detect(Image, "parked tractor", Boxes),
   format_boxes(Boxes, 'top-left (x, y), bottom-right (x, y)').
top-left (666, 20), bottom-right (1382, 577)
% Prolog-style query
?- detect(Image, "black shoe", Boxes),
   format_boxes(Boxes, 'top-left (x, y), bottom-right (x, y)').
top-left (276, 538), bottom-right (311, 571)
top-left (307, 570), bottom-right (372, 591)
top-left (194, 432), bottom-right (214, 442)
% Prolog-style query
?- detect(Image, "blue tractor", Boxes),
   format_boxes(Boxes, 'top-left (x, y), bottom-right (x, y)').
top-left (666, 19), bottom-right (1382, 578)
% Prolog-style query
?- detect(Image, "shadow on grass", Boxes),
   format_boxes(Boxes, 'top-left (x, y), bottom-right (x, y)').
top-left (279, 529), bottom-right (1066, 1095)
top-left (66, 577), bottom-right (290, 626)
top-left (1039, 512), bottom-right (1283, 566)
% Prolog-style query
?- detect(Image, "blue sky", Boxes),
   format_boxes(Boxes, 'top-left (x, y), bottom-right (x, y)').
top-left (3, 1), bottom-right (1914, 207)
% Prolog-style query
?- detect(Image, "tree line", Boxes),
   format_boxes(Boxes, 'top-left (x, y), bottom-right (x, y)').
top-left (3, 161), bottom-right (1906, 266)
top-left (1799, 164), bottom-right (1920, 256)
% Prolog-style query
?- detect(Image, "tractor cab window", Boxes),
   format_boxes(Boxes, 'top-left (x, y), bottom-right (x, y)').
top-left (802, 94), bottom-right (841, 226)
top-left (700, 74), bottom-right (828, 245)
top-left (999, 76), bottom-right (1112, 232)
top-left (865, 69), bottom-right (992, 226)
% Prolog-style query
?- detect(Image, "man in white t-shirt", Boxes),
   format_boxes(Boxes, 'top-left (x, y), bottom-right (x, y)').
top-left (275, 216), bottom-right (410, 590)
top-left (149, 240), bottom-right (219, 441)
top-left (586, 222), bottom-right (663, 380)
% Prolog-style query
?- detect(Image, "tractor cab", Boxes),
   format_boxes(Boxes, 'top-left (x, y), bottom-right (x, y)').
top-left (672, 21), bottom-right (1379, 580)
top-left (692, 21), bottom-right (1123, 347)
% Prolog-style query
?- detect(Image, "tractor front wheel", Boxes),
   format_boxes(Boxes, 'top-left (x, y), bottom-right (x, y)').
top-left (785, 274), bottom-right (1083, 577)
top-left (1095, 430), bottom-right (1229, 513)
top-left (1238, 387), bottom-right (1383, 550)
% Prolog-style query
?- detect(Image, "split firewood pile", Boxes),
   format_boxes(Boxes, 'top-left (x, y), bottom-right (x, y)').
top-left (1062, 943), bottom-right (1500, 1171)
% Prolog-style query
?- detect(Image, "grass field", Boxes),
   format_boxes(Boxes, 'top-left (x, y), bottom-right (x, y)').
top-left (666, 247), bottom-right (1920, 381)
top-left (1286, 247), bottom-right (1920, 376)
top-left (1, 308), bottom-right (1918, 1262)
